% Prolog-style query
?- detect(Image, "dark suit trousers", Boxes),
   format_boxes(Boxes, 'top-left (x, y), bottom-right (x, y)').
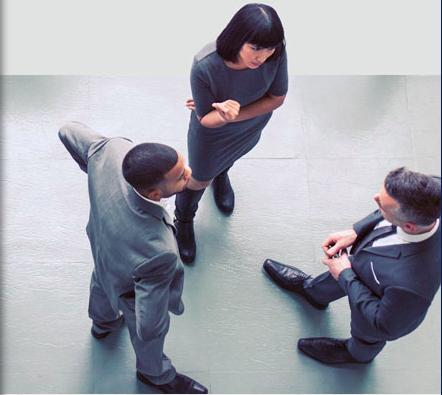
top-left (303, 271), bottom-right (387, 361)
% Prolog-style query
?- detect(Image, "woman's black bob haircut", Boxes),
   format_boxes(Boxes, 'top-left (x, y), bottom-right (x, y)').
top-left (216, 3), bottom-right (285, 63)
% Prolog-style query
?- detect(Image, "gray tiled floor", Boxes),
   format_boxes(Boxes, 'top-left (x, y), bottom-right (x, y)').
top-left (1, 75), bottom-right (440, 394)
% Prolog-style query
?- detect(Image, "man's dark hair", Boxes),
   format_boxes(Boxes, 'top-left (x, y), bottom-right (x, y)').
top-left (384, 167), bottom-right (441, 226)
top-left (216, 3), bottom-right (285, 63)
top-left (122, 143), bottom-right (178, 192)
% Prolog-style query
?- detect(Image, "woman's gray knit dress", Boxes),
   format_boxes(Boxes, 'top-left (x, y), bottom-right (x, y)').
top-left (188, 42), bottom-right (288, 181)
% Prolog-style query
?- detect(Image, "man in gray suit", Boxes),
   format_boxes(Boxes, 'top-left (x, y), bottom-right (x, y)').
top-left (59, 122), bottom-right (208, 394)
top-left (263, 167), bottom-right (441, 363)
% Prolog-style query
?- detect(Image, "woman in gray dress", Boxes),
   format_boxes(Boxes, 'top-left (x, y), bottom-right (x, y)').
top-left (174, 3), bottom-right (288, 263)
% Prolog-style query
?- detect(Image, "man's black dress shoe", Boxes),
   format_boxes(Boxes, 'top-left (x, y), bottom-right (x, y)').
top-left (263, 259), bottom-right (328, 310)
top-left (137, 371), bottom-right (208, 394)
top-left (298, 337), bottom-right (370, 364)
top-left (174, 219), bottom-right (196, 264)
top-left (91, 327), bottom-right (110, 340)
top-left (212, 170), bottom-right (234, 214)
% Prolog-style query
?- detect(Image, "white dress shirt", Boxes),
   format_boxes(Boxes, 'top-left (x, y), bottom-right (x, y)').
top-left (372, 218), bottom-right (439, 247)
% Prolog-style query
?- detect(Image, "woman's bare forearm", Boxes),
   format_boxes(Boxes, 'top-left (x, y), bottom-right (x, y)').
top-left (199, 111), bottom-right (229, 128)
top-left (199, 93), bottom-right (285, 128)
top-left (234, 93), bottom-right (285, 122)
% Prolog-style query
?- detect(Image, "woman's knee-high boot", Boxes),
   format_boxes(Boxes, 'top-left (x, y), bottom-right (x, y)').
top-left (212, 167), bottom-right (234, 214)
top-left (174, 188), bottom-right (206, 264)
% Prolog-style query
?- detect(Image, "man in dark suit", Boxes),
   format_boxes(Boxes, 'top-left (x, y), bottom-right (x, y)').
top-left (263, 167), bottom-right (441, 363)
top-left (59, 122), bottom-right (208, 393)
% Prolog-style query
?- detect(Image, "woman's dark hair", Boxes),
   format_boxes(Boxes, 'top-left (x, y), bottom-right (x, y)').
top-left (384, 167), bottom-right (441, 226)
top-left (216, 3), bottom-right (285, 63)
top-left (122, 143), bottom-right (178, 192)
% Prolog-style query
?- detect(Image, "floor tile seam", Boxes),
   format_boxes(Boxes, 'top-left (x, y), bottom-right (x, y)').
top-left (240, 156), bottom-right (421, 160)
top-left (201, 370), bottom-right (319, 373)
top-left (1, 371), bottom-right (323, 379)
top-left (171, 369), bottom-right (211, 374)
top-left (1, 369), bottom-right (97, 375)
top-left (304, 138), bottom-right (320, 317)
top-left (240, 157), bottom-right (301, 160)
top-left (404, 76), bottom-right (418, 167)
top-left (305, 156), bottom-right (417, 160)
top-left (1, 261), bottom-right (91, 265)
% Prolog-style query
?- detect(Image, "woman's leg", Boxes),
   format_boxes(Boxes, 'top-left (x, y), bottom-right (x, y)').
top-left (174, 177), bottom-right (212, 264)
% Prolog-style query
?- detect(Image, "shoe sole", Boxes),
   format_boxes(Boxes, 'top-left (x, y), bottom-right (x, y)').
top-left (180, 253), bottom-right (196, 264)
top-left (215, 204), bottom-right (234, 215)
top-left (91, 328), bottom-right (111, 339)
top-left (298, 348), bottom-right (372, 364)
top-left (136, 371), bottom-right (156, 386)
top-left (297, 339), bottom-right (372, 364)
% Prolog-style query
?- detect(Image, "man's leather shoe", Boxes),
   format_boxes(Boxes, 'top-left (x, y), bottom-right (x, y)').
top-left (91, 327), bottom-right (110, 340)
top-left (298, 337), bottom-right (370, 364)
top-left (137, 371), bottom-right (208, 394)
top-left (174, 219), bottom-right (196, 264)
top-left (212, 171), bottom-right (234, 214)
top-left (263, 259), bottom-right (328, 310)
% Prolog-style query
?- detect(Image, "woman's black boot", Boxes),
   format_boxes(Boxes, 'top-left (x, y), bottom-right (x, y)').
top-left (212, 168), bottom-right (235, 214)
top-left (174, 188), bottom-right (205, 264)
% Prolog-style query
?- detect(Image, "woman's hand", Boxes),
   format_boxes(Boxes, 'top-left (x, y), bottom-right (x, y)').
top-left (212, 100), bottom-right (240, 122)
top-left (185, 98), bottom-right (195, 111)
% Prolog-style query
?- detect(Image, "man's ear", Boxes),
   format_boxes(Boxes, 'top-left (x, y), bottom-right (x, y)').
top-left (403, 221), bottom-right (417, 233)
top-left (146, 188), bottom-right (163, 201)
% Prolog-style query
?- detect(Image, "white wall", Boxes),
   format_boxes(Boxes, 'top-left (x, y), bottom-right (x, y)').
top-left (2, 0), bottom-right (441, 75)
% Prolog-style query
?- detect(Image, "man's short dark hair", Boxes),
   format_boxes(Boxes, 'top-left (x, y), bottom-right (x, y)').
top-left (122, 143), bottom-right (178, 192)
top-left (384, 167), bottom-right (441, 226)
top-left (216, 3), bottom-right (285, 63)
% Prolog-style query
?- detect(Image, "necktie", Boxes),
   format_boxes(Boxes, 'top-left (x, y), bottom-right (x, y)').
top-left (352, 225), bottom-right (397, 255)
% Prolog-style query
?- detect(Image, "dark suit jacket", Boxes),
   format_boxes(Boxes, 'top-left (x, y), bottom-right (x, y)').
top-left (338, 210), bottom-right (441, 341)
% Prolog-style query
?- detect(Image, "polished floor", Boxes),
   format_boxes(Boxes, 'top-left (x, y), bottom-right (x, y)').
top-left (1, 75), bottom-right (440, 394)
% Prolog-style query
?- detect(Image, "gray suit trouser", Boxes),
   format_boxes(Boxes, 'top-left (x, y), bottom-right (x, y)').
top-left (303, 271), bottom-right (386, 361)
top-left (59, 122), bottom-right (176, 384)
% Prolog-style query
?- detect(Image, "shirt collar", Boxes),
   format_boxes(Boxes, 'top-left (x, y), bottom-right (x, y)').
top-left (396, 218), bottom-right (440, 243)
top-left (133, 188), bottom-right (170, 210)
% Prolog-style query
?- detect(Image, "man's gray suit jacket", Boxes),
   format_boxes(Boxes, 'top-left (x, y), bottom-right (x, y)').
top-left (63, 123), bottom-right (185, 342)
top-left (339, 209), bottom-right (441, 342)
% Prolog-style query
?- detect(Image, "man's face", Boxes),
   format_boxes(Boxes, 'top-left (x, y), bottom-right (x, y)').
top-left (160, 152), bottom-right (192, 198)
top-left (373, 184), bottom-right (401, 225)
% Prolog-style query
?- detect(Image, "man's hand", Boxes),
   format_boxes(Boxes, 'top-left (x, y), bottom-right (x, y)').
top-left (322, 229), bottom-right (357, 257)
top-left (322, 249), bottom-right (351, 280)
top-left (212, 100), bottom-right (240, 122)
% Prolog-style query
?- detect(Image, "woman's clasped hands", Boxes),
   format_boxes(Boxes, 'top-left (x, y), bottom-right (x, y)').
top-left (212, 100), bottom-right (240, 122)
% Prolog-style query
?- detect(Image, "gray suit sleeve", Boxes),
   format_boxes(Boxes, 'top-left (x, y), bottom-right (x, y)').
top-left (338, 268), bottom-right (431, 340)
top-left (58, 122), bottom-right (108, 173)
top-left (132, 251), bottom-right (179, 342)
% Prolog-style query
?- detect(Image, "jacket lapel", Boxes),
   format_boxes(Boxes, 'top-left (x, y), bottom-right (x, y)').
top-left (127, 187), bottom-right (174, 231)
top-left (162, 211), bottom-right (177, 234)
